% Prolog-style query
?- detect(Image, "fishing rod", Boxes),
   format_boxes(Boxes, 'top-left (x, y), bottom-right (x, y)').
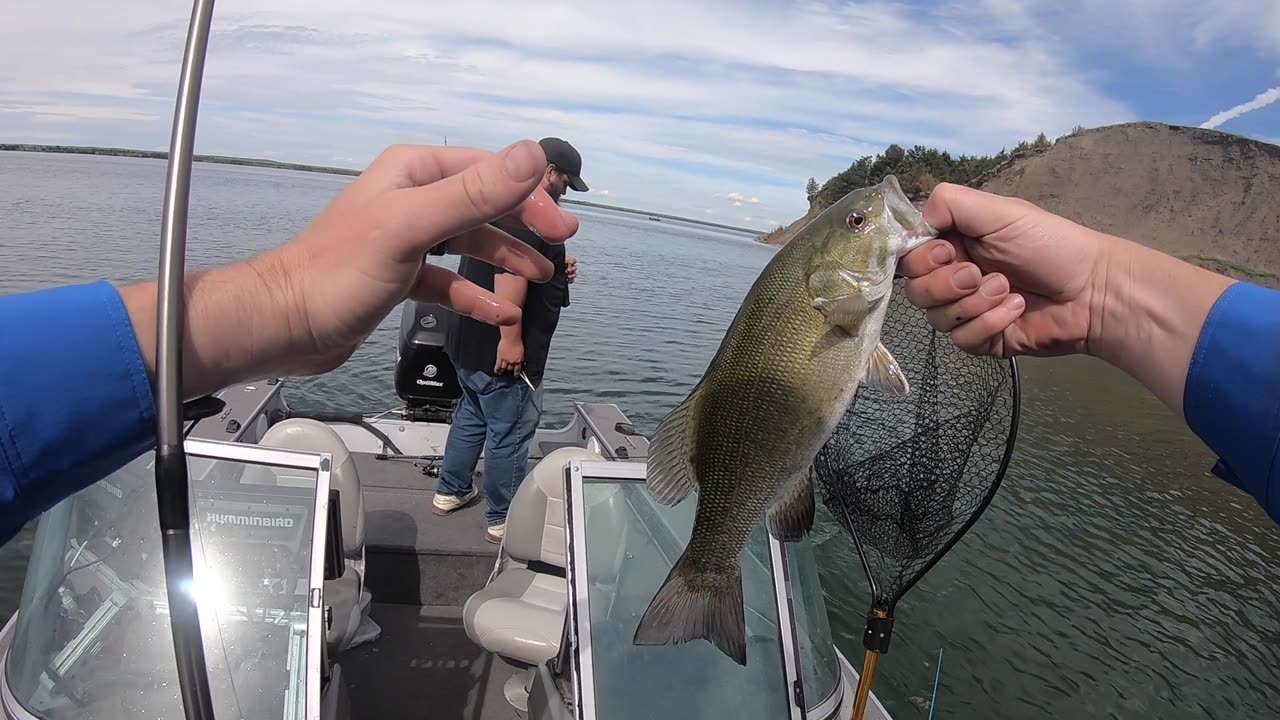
top-left (154, 0), bottom-right (218, 718)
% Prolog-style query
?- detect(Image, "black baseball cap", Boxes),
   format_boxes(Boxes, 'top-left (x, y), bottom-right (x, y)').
top-left (538, 137), bottom-right (589, 192)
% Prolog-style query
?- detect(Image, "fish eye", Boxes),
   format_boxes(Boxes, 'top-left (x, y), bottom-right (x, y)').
top-left (846, 211), bottom-right (866, 230)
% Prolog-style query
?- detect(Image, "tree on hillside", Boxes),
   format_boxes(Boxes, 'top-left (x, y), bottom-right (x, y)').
top-left (809, 134), bottom-right (1051, 210)
top-left (805, 177), bottom-right (820, 205)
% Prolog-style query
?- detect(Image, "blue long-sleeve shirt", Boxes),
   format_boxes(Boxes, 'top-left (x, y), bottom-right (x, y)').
top-left (1, 279), bottom-right (1279, 548)
top-left (1183, 280), bottom-right (1280, 520)
top-left (0, 281), bottom-right (156, 545)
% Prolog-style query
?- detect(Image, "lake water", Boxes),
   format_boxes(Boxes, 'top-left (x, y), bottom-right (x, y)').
top-left (2, 151), bottom-right (1278, 719)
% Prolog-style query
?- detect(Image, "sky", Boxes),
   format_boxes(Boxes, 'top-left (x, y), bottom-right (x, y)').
top-left (2, 0), bottom-right (1278, 231)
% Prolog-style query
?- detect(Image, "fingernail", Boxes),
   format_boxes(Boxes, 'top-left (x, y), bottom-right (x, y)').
top-left (504, 140), bottom-right (542, 181)
top-left (980, 274), bottom-right (1008, 297)
top-left (1005, 294), bottom-right (1025, 311)
top-left (955, 265), bottom-right (980, 290)
top-left (930, 243), bottom-right (954, 265)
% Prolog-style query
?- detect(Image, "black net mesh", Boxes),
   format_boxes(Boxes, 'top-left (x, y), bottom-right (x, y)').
top-left (812, 276), bottom-right (1020, 610)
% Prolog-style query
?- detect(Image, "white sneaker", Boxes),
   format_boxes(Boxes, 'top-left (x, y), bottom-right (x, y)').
top-left (432, 486), bottom-right (478, 515)
top-left (485, 523), bottom-right (505, 544)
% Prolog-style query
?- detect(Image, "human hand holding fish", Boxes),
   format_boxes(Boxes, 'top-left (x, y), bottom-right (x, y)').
top-left (896, 182), bottom-right (1234, 418)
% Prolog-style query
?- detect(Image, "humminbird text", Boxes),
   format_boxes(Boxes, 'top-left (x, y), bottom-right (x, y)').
top-left (206, 512), bottom-right (296, 528)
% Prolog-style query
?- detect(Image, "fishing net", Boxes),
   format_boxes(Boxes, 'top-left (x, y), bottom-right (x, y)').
top-left (812, 276), bottom-right (1020, 677)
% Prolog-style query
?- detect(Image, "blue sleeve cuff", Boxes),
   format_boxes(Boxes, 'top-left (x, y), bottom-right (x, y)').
top-left (1183, 281), bottom-right (1280, 524)
top-left (0, 281), bottom-right (156, 544)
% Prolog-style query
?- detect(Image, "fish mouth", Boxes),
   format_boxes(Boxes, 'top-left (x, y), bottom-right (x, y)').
top-left (881, 175), bottom-right (937, 253)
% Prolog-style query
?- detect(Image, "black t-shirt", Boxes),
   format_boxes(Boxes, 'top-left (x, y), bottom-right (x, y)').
top-left (439, 222), bottom-right (569, 385)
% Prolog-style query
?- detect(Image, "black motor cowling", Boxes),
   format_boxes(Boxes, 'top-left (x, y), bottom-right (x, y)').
top-left (394, 301), bottom-right (463, 422)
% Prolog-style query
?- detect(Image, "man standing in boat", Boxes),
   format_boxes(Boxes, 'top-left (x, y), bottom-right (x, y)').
top-left (431, 137), bottom-right (587, 543)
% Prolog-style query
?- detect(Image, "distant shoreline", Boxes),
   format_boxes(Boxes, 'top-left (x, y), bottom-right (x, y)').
top-left (1, 143), bottom-right (765, 236)
top-left (559, 199), bottom-right (761, 235)
top-left (0, 143), bottom-right (363, 177)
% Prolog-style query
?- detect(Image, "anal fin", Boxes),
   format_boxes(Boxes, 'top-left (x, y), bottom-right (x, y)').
top-left (863, 341), bottom-right (909, 395)
top-left (645, 384), bottom-right (703, 506)
top-left (766, 466), bottom-right (816, 542)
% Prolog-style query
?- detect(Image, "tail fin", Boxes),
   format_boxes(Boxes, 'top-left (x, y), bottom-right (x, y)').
top-left (632, 550), bottom-right (747, 665)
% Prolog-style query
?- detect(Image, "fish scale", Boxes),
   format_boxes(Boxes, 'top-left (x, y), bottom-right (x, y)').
top-left (685, 242), bottom-right (852, 567)
top-left (633, 175), bottom-right (937, 666)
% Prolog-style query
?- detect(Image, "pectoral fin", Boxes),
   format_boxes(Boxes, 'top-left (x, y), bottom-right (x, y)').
top-left (807, 263), bottom-right (869, 334)
top-left (810, 294), bottom-right (868, 334)
top-left (862, 341), bottom-right (909, 395)
top-left (645, 384), bottom-right (703, 505)
top-left (766, 466), bottom-right (816, 542)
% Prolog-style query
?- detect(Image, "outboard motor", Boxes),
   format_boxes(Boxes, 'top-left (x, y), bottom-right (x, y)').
top-left (394, 300), bottom-right (464, 422)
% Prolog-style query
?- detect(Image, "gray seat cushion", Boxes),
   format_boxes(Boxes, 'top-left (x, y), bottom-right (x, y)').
top-left (259, 418), bottom-right (365, 558)
top-left (462, 567), bottom-right (566, 665)
top-left (462, 447), bottom-right (602, 665)
top-left (325, 569), bottom-right (363, 656)
top-left (503, 446), bottom-right (601, 568)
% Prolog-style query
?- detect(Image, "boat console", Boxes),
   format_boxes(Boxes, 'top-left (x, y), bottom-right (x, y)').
top-left (461, 447), bottom-right (866, 720)
top-left (556, 458), bottom-right (849, 720)
top-left (1, 440), bottom-right (332, 720)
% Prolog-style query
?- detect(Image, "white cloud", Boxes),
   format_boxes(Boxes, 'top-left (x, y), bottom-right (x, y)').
top-left (0, 103), bottom-right (158, 122)
top-left (1201, 87), bottom-right (1280, 130)
top-left (0, 0), bottom-right (1271, 227)
top-left (721, 191), bottom-right (765, 210)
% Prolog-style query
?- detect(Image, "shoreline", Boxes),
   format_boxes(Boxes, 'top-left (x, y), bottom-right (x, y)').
top-left (1, 143), bottom-right (362, 177)
top-left (1, 143), bottom-right (764, 236)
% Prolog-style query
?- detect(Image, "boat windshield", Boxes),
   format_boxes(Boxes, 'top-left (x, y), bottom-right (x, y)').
top-left (567, 460), bottom-right (843, 720)
top-left (4, 440), bottom-right (328, 720)
top-left (784, 533), bottom-right (842, 713)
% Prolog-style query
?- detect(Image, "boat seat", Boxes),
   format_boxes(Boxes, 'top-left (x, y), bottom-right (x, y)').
top-left (259, 418), bottom-right (367, 656)
top-left (463, 445), bottom-right (602, 665)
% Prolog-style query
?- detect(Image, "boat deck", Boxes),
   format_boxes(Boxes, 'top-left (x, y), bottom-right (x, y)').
top-left (341, 603), bottom-right (521, 720)
top-left (355, 452), bottom-right (502, 607)
top-left (338, 451), bottom-right (531, 719)
top-left (310, 399), bottom-right (651, 719)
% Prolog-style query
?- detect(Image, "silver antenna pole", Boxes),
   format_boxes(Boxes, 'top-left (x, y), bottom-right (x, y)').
top-left (155, 0), bottom-right (218, 718)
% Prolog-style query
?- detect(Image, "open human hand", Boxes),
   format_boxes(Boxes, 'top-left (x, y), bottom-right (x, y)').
top-left (271, 139), bottom-right (580, 375)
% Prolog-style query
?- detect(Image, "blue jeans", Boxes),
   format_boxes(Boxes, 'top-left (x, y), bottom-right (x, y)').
top-left (437, 367), bottom-right (543, 525)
